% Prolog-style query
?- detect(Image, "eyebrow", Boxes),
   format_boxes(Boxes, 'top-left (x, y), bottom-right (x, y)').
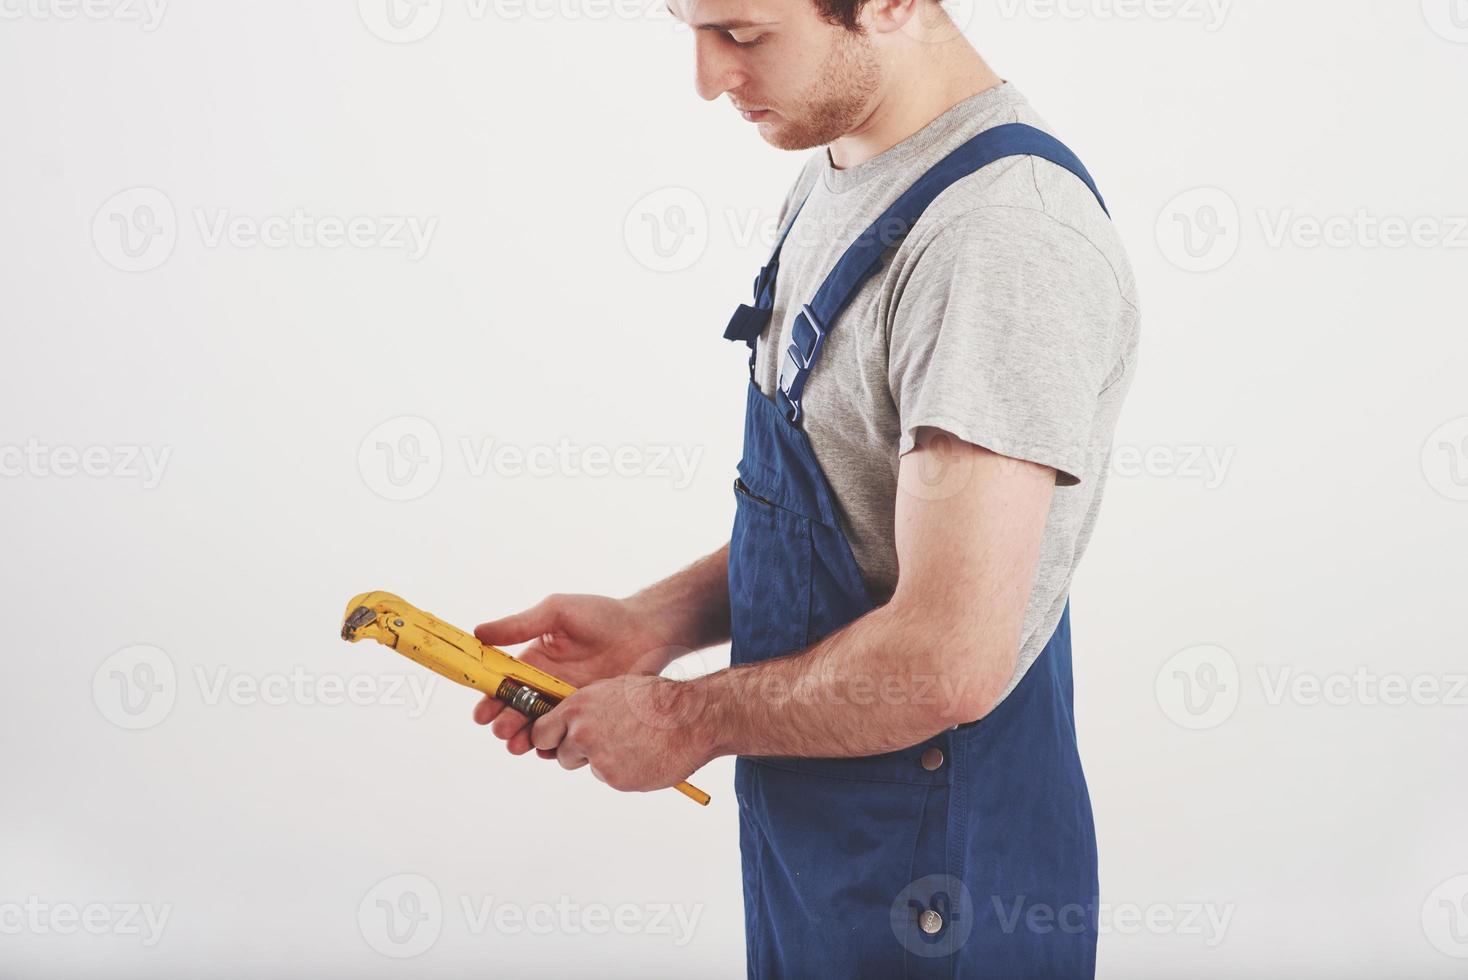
top-left (665, 2), bottom-right (774, 29)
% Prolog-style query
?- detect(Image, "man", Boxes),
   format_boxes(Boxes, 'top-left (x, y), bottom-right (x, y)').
top-left (472, 0), bottom-right (1139, 974)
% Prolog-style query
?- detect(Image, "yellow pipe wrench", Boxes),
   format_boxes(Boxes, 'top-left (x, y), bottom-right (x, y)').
top-left (340, 590), bottom-right (711, 807)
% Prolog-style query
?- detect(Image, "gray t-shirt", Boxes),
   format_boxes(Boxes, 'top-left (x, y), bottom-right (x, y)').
top-left (752, 81), bottom-right (1141, 702)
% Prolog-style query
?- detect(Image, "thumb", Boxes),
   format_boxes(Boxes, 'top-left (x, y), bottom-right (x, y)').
top-left (474, 598), bottom-right (557, 648)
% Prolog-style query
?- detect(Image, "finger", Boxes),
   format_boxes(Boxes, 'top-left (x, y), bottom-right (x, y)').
top-left (473, 696), bottom-right (505, 726)
top-left (491, 708), bottom-right (529, 741)
top-left (506, 728), bottom-right (535, 756)
top-left (535, 748), bottom-right (557, 760)
top-left (485, 638), bottom-right (553, 740)
top-left (557, 748), bottom-right (588, 771)
top-left (530, 707), bottom-right (568, 753)
top-left (474, 598), bottom-right (557, 648)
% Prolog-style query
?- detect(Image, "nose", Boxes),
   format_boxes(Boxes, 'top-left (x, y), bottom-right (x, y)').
top-left (693, 33), bottom-right (744, 102)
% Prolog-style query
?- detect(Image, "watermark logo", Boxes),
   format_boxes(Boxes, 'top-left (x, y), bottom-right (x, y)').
top-left (1111, 443), bottom-right (1235, 489)
top-left (1156, 187), bottom-right (1240, 272)
top-left (358, 424), bottom-right (707, 501)
top-left (193, 666), bottom-right (436, 717)
top-left (1423, 0), bottom-right (1468, 42)
top-left (359, 874), bottom-right (443, 958)
top-left (358, 416), bottom-right (444, 502)
top-left (1423, 874), bottom-right (1468, 958)
top-left (1158, 191), bottom-right (1468, 270)
top-left (460, 437), bottom-right (703, 489)
top-left (896, 428), bottom-right (987, 503)
top-left (1422, 416), bottom-right (1468, 502)
top-left (357, 874), bottom-right (703, 954)
top-left (94, 189), bottom-right (438, 271)
top-left (93, 187), bottom-right (177, 273)
top-left (95, 646), bottom-right (436, 727)
top-left (1159, 649), bottom-right (1467, 730)
top-left (900, 0), bottom-right (976, 42)
top-left (359, 0), bottom-right (444, 42)
top-left (891, 874), bottom-right (974, 958)
top-left (1155, 644), bottom-right (1239, 730)
top-left (621, 647), bottom-right (712, 732)
top-left (624, 187), bottom-right (708, 273)
top-left (366, 0), bottom-right (673, 36)
top-left (93, 645), bottom-right (177, 731)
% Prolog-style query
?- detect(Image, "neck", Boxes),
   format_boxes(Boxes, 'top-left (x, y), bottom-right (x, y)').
top-left (827, 42), bottom-right (1004, 171)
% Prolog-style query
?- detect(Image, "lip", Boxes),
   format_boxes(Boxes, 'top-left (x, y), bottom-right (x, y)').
top-left (739, 108), bottom-right (771, 122)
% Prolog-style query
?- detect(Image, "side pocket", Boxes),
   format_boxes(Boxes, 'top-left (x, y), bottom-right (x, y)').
top-left (729, 478), bottom-right (812, 666)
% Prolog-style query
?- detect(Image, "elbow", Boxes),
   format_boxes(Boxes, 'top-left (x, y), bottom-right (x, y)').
top-left (933, 663), bottom-right (1012, 729)
top-left (915, 627), bottom-right (1020, 729)
top-left (881, 595), bottom-right (1023, 731)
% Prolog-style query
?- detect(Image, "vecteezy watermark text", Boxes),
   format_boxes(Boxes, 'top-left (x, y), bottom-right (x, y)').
top-left (0, 440), bottom-right (171, 489)
top-left (92, 645), bottom-right (438, 730)
top-left (0, 898), bottom-right (172, 947)
top-left (1157, 644), bottom-right (1468, 730)
top-left (0, 0), bottom-right (168, 30)
top-left (357, 874), bottom-right (703, 958)
top-left (993, 0), bottom-right (1232, 32)
top-left (357, 416), bottom-right (707, 502)
top-left (93, 188), bottom-right (438, 272)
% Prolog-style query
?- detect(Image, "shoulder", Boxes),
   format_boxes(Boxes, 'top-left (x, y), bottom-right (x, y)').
top-left (900, 102), bottom-right (1140, 314)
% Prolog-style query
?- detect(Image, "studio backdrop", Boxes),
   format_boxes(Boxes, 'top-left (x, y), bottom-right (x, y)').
top-left (1, 1), bottom-right (1465, 977)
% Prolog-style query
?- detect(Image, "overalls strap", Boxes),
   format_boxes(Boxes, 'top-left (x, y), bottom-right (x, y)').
top-left (722, 196), bottom-right (811, 375)
top-left (758, 123), bottom-right (1110, 424)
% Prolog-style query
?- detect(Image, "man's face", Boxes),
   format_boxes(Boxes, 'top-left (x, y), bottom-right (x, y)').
top-left (668, 0), bottom-right (882, 151)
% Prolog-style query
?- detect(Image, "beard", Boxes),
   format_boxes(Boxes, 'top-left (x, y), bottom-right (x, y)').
top-left (757, 28), bottom-right (882, 151)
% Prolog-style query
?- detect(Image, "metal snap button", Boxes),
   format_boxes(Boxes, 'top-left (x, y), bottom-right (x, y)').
top-left (920, 747), bottom-right (944, 771)
top-left (919, 908), bottom-right (943, 935)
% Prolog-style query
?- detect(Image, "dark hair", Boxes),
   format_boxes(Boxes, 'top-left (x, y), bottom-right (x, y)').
top-left (810, 0), bottom-right (868, 31)
top-left (812, 0), bottom-right (940, 33)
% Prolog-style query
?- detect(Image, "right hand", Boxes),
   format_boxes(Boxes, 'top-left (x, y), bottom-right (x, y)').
top-left (471, 594), bottom-right (680, 757)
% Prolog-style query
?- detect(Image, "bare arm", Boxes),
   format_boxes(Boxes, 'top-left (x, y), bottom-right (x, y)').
top-left (624, 542), bottom-right (732, 660)
top-left (474, 542), bottom-right (731, 755)
top-left (693, 431), bottom-right (1054, 759)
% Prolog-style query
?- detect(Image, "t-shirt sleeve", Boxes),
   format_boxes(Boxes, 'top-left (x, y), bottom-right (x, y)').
top-left (886, 205), bottom-right (1131, 486)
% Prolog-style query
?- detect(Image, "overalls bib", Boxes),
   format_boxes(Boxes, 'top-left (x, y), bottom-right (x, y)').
top-left (722, 124), bottom-right (1111, 980)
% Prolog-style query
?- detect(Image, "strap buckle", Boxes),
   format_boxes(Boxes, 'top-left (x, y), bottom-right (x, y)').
top-left (776, 303), bottom-right (826, 424)
top-left (723, 303), bottom-right (770, 344)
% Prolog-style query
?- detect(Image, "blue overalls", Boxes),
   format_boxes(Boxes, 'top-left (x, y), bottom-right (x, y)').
top-left (722, 124), bottom-right (1112, 980)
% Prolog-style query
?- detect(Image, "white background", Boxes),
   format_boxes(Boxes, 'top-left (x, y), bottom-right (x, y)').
top-left (2, 0), bottom-right (1466, 977)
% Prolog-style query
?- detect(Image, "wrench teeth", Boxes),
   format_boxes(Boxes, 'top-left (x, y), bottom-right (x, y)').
top-left (341, 604), bottom-right (377, 640)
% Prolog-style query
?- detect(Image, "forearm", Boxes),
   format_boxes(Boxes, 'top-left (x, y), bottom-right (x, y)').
top-left (693, 596), bottom-right (1014, 760)
top-left (623, 542), bottom-right (732, 659)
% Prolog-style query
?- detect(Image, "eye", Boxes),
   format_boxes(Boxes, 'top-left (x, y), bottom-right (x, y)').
top-left (729, 32), bottom-right (765, 46)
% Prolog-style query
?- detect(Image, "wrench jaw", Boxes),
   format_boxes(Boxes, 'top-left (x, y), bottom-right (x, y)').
top-left (340, 591), bottom-right (484, 689)
top-left (340, 591), bottom-right (403, 646)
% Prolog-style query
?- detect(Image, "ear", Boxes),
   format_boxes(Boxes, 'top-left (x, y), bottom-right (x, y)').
top-left (861, 0), bottom-right (928, 35)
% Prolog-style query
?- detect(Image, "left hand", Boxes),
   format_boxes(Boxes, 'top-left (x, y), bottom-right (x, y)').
top-left (528, 675), bottom-right (715, 793)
